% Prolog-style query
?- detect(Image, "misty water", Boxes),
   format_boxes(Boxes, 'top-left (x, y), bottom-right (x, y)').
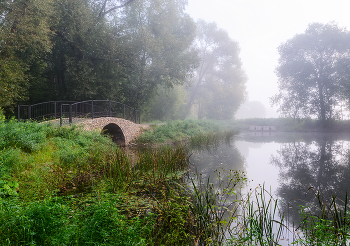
top-left (189, 131), bottom-right (350, 244)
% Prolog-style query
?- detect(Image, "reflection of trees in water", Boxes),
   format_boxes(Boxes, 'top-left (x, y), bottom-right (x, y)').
top-left (189, 142), bottom-right (246, 185)
top-left (188, 142), bottom-right (246, 235)
top-left (271, 140), bottom-right (350, 224)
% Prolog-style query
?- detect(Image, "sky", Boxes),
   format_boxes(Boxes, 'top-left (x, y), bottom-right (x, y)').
top-left (186, 0), bottom-right (350, 117)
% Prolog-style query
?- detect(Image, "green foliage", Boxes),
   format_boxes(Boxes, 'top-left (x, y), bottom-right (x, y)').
top-left (136, 119), bottom-right (228, 143)
top-left (233, 117), bottom-right (350, 132)
top-left (190, 169), bottom-right (247, 245)
top-left (0, 118), bottom-right (196, 245)
top-left (143, 84), bottom-right (188, 121)
top-left (228, 186), bottom-right (286, 246)
top-left (0, 197), bottom-right (146, 245)
top-left (296, 190), bottom-right (350, 245)
top-left (0, 121), bottom-right (48, 152)
top-left (190, 130), bottom-right (237, 149)
top-left (75, 201), bottom-right (145, 246)
top-left (0, 180), bottom-right (19, 198)
top-left (1, 0), bottom-right (199, 116)
top-left (144, 189), bottom-right (193, 245)
top-left (118, 0), bottom-right (199, 109)
top-left (0, 0), bottom-right (54, 109)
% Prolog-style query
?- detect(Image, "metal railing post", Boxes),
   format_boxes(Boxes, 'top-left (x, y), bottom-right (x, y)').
top-left (134, 110), bottom-right (137, 123)
top-left (18, 105), bottom-right (20, 121)
top-left (60, 104), bottom-right (63, 127)
top-left (28, 105), bottom-right (31, 120)
top-left (109, 100), bottom-right (111, 117)
top-left (69, 104), bottom-right (72, 124)
top-left (54, 102), bottom-right (57, 119)
top-left (91, 100), bottom-right (94, 119)
top-left (123, 104), bottom-right (125, 119)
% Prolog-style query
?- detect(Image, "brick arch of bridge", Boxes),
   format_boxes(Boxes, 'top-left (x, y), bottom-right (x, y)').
top-left (79, 117), bottom-right (143, 146)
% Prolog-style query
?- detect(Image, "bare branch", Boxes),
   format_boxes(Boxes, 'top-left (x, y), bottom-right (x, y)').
top-left (98, 0), bottom-right (108, 17)
top-left (99, 0), bottom-right (136, 17)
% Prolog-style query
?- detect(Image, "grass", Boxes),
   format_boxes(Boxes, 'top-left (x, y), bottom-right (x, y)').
top-left (0, 109), bottom-right (197, 245)
top-left (295, 188), bottom-right (350, 245)
top-left (136, 119), bottom-right (234, 144)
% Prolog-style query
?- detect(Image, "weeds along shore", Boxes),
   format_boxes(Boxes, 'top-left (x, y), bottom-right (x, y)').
top-left (1, 114), bottom-right (350, 245)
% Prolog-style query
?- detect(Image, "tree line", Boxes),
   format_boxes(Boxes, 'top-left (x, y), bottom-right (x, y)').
top-left (0, 0), bottom-right (247, 121)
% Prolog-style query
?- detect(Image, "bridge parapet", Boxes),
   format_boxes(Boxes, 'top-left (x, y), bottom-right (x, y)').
top-left (78, 117), bottom-right (143, 146)
top-left (249, 126), bottom-right (277, 131)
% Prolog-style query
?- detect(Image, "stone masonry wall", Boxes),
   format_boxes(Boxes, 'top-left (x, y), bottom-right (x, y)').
top-left (78, 117), bottom-right (144, 145)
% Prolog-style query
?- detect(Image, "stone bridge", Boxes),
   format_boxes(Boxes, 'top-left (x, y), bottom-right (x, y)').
top-left (77, 117), bottom-right (145, 146)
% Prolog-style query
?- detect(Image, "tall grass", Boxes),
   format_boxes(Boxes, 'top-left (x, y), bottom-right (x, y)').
top-left (136, 119), bottom-right (232, 144)
top-left (296, 188), bottom-right (350, 245)
top-left (189, 169), bottom-right (246, 245)
top-left (190, 130), bottom-right (237, 150)
top-left (228, 186), bottom-right (287, 245)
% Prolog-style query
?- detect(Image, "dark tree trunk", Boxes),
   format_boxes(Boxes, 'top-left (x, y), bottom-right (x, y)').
top-left (317, 81), bottom-right (326, 124)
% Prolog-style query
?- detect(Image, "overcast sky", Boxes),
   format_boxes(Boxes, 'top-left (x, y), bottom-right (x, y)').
top-left (186, 0), bottom-right (350, 117)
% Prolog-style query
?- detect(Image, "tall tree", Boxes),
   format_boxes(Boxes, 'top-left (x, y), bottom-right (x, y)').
top-left (185, 20), bottom-right (246, 120)
top-left (116, 0), bottom-right (199, 109)
top-left (235, 101), bottom-right (267, 119)
top-left (0, 0), bottom-right (54, 110)
top-left (271, 22), bottom-right (350, 122)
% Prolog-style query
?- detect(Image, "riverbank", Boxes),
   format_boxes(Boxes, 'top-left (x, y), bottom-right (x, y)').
top-left (135, 119), bottom-right (236, 144)
top-left (233, 118), bottom-right (350, 132)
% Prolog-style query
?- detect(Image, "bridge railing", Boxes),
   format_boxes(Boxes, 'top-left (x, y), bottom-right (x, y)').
top-left (18, 100), bottom-right (141, 125)
top-left (18, 101), bottom-right (76, 121)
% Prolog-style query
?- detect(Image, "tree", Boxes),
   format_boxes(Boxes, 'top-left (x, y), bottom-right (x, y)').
top-left (235, 101), bottom-right (267, 119)
top-left (271, 22), bottom-right (350, 122)
top-left (142, 85), bottom-right (187, 121)
top-left (0, 0), bottom-right (54, 110)
top-left (184, 20), bottom-right (246, 120)
top-left (0, 0), bottom-right (199, 115)
top-left (116, 0), bottom-right (199, 109)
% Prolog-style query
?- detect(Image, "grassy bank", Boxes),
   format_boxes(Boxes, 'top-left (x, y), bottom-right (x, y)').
top-left (233, 118), bottom-right (350, 132)
top-left (0, 113), bottom-right (245, 245)
top-left (137, 119), bottom-right (236, 144)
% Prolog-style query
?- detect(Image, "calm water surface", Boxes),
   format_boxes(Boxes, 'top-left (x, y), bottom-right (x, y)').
top-left (189, 131), bottom-right (350, 244)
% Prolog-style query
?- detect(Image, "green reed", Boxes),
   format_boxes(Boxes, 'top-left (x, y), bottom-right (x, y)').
top-left (188, 169), bottom-right (247, 245)
top-left (296, 189), bottom-right (350, 245)
top-left (190, 130), bottom-right (237, 150)
top-left (227, 185), bottom-right (287, 246)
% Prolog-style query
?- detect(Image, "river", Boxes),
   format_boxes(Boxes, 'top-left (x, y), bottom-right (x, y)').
top-left (189, 131), bottom-right (350, 245)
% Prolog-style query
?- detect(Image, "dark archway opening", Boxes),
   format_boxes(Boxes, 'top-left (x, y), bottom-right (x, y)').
top-left (101, 123), bottom-right (126, 146)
